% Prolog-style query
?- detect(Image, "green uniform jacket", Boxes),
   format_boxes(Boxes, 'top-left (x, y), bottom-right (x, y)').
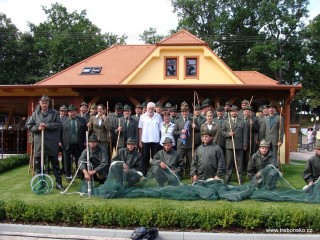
top-left (112, 148), bottom-right (141, 171)
top-left (247, 149), bottom-right (278, 180)
top-left (303, 154), bottom-right (320, 183)
top-left (78, 145), bottom-right (109, 177)
top-left (151, 148), bottom-right (184, 177)
top-left (190, 142), bottom-right (225, 180)
top-left (221, 117), bottom-right (249, 149)
top-left (27, 108), bottom-right (61, 157)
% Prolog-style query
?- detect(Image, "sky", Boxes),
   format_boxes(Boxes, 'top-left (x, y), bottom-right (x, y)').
top-left (0, 0), bottom-right (319, 44)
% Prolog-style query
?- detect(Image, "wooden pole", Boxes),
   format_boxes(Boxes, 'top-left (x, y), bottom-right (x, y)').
top-left (28, 102), bottom-right (34, 176)
top-left (228, 112), bottom-right (241, 185)
top-left (192, 91), bottom-right (196, 159)
top-left (277, 107), bottom-right (283, 173)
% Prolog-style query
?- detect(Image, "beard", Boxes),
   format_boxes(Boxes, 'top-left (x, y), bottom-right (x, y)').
top-left (147, 111), bottom-right (154, 117)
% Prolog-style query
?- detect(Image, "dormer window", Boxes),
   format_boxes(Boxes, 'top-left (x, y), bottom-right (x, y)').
top-left (81, 67), bottom-right (102, 74)
top-left (185, 57), bottom-right (198, 79)
top-left (164, 57), bottom-right (178, 78)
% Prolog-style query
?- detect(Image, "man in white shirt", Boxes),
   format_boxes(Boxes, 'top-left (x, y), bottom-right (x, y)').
top-left (138, 102), bottom-right (163, 175)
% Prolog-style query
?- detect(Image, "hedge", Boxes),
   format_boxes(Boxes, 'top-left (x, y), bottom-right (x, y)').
top-left (1, 200), bottom-right (320, 231)
top-left (0, 154), bottom-right (29, 173)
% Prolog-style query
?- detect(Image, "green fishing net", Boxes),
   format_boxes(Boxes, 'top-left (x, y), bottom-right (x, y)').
top-left (79, 164), bottom-right (320, 203)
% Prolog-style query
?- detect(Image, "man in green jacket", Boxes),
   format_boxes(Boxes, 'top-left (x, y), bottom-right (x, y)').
top-left (247, 139), bottom-right (278, 180)
top-left (110, 137), bottom-right (143, 187)
top-left (150, 137), bottom-right (184, 186)
top-left (78, 134), bottom-right (109, 184)
top-left (190, 129), bottom-right (225, 182)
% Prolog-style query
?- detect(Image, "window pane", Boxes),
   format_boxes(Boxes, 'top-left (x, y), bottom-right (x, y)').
top-left (187, 59), bottom-right (196, 65)
top-left (186, 58), bottom-right (197, 76)
top-left (166, 58), bottom-right (177, 76)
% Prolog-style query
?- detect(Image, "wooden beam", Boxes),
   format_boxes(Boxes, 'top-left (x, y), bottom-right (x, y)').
top-left (285, 99), bottom-right (291, 164)
top-left (126, 96), bottom-right (140, 106)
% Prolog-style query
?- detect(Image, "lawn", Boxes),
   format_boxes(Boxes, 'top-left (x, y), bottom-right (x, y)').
top-left (2, 161), bottom-right (320, 232)
top-left (0, 163), bottom-right (315, 208)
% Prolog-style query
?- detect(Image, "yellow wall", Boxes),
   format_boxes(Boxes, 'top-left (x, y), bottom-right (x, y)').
top-left (123, 46), bottom-right (243, 85)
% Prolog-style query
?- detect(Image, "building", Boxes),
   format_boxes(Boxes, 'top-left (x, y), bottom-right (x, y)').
top-left (0, 30), bottom-right (301, 162)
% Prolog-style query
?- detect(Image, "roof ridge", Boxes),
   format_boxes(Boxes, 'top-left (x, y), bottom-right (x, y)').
top-left (157, 29), bottom-right (207, 46)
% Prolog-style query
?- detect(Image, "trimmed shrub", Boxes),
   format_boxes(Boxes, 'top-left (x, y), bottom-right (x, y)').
top-left (0, 154), bottom-right (29, 173)
top-left (1, 199), bottom-right (320, 232)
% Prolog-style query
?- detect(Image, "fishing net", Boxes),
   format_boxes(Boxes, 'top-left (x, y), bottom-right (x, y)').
top-left (78, 164), bottom-right (320, 203)
top-left (30, 130), bottom-right (54, 195)
top-left (31, 174), bottom-right (54, 195)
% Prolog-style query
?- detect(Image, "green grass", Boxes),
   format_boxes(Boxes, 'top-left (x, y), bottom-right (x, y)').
top-left (2, 163), bottom-right (320, 232)
top-left (0, 163), bottom-right (316, 210)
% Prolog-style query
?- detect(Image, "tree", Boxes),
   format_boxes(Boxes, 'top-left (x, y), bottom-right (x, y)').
top-left (296, 14), bottom-right (320, 109)
top-left (28, 3), bottom-right (127, 79)
top-left (0, 13), bottom-right (20, 84)
top-left (140, 27), bottom-right (165, 44)
top-left (171, 0), bottom-right (309, 84)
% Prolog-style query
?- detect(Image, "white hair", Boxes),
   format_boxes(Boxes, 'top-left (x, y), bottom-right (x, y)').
top-left (147, 102), bottom-right (156, 108)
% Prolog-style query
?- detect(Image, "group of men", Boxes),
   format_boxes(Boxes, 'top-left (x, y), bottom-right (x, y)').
top-left (27, 94), bottom-right (287, 190)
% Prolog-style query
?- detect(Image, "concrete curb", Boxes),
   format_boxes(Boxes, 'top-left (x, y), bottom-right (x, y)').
top-left (1, 224), bottom-right (320, 240)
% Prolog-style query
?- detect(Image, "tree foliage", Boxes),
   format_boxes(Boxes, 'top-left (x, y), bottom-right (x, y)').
top-left (0, 13), bottom-right (20, 84)
top-left (0, 3), bottom-right (127, 84)
top-left (28, 3), bottom-right (127, 79)
top-left (139, 27), bottom-right (165, 44)
top-left (296, 14), bottom-right (320, 109)
top-left (171, 0), bottom-right (309, 84)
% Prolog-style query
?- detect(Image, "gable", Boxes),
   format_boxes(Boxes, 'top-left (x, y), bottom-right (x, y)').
top-left (122, 45), bottom-right (244, 85)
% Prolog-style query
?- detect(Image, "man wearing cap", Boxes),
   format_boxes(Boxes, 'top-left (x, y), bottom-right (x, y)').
top-left (138, 102), bottom-right (163, 176)
top-left (78, 134), bottom-right (109, 184)
top-left (58, 105), bottom-right (68, 174)
top-left (27, 95), bottom-right (64, 190)
top-left (237, 99), bottom-right (249, 119)
top-left (257, 105), bottom-right (267, 144)
top-left (247, 139), bottom-right (277, 180)
top-left (262, 105), bottom-right (269, 117)
top-left (260, 103), bottom-right (284, 161)
top-left (194, 104), bottom-right (206, 148)
top-left (116, 104), bottom-right (139, 149)
top-left (78, 102), bottom-right (90, 123)
top-left (155, 101), bottom-right (162, 114)
top-left (141, 102), bottom-right (147, 114)
top-left (150, 137), bottom-right (184, 186)
top-left (60, 104), bottom-right (87, 180)
top-left (213, 106), bottom-right (226, 155)
top-left (190, 129), bottom-right (225, 182)
top-left (223, 102), bottom-right (232, 118)
top-left (303, 141), bottom-right (320, 187)
top-left (169, 106), bottom-right (179, 124)
top-left (221, 105), bottom-right (249, 184)
top-left (59, 105), bottom-right (68, 119)
top-left (200, 98), bottom-right (211, 117)
top-left (173, 104), bottom-right (199, 172)
top-left (242, 105), bottom-right (259, 173)
top-left (89, 104), bottom-right (97, 117)
top-left (110, 137), bottom-right (143, 187)
top-left (164, 102), bottom-right (172, 112)
top-left (107, 102), bottom-right (124, 157)
top-left (132, 103), bottom-right (143, 122)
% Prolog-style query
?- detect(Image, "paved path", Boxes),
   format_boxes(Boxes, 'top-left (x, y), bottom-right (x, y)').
top-left (1, 224), bottom-right (320, 240)
top-left (290, 150), bottom-right (314, 161)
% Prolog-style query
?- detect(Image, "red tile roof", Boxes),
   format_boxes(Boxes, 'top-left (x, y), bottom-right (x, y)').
top-left (233, 71), bottom-right (279, 85)
top-left (35, 29), bottom-right (280, 87)
top-left (158, 29), bottom-right (207, 46)
top-left (35, 45), bottom-right (157, 86)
